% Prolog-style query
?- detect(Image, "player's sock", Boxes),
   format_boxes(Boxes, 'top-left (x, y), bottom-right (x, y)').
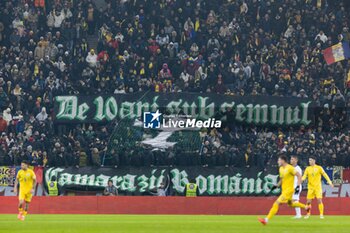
top-left (305, 204), bottom-right (311, 214)
top-left (318, 203), bottom-right (324, 216)
top-left (17, 208), bottom-right (23, 220)
top-left (22, 211), bottom-right (27, 216)
top-left (291, 202), bottom-right (306, 209)
top-left (295, 207), bottom-right (301, 217)
top-left (267, 202), bottom-right (279, 220)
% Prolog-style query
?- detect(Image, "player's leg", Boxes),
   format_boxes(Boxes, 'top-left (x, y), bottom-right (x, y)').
top-left (258, 201), bottom-right (280, 225)
top-left (17, 199), bottom-right (25, 220)
top-left (18, 200), bottom-right (24, 212)
top-left (313, 187), bottom-right (324, 218)
top-left (316, 187), bottom-right (325, 218)
top-left (258, 195), bottom-right (284, 225)
top-left (17, 191), bottom-right (26, 220)
top-left (292, 199), bottom-right (302, 218)
top-left (23, 202), bottom-right (29, 216)
top-left (304, 189), bottom-right (314, 219)
top-left (267, 201), bottom-right (280, 220)
top-left (292, 189), bottom-right (302, 219)
top-left (303, 199), bottom-right (312, 219)
top-left (288, 200), bottom-right (306, 209)
top-left (317, 198), bottom-right (324, 218)
top-left (21, 193), bottom-right (33, 220)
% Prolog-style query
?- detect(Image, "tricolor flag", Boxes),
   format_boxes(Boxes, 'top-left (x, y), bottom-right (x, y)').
top-left (322, 42), bottom-right (350, 65)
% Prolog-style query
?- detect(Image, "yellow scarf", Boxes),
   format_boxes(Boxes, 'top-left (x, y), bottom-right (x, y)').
top-left (195, 20), bottom-right (200, 31)
top-left (245, 152), bottom-right (249, 163)
top-left (106, 34), bottom-right (112, 42)
top-left (140, 68), bottom-right (145, 75)
top-left (34, 64), bottom-right (39, 76)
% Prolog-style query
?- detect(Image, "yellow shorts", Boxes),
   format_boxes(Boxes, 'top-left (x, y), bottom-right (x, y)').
top-left (19, 191), bottom-right (33, 203)
top-left (307, 188), bottom-right (322, 199)
top-left (277, 191), bottom-right (294, 203)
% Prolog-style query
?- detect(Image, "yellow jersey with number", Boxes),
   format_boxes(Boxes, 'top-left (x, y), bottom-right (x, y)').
top-left (279, 164), bottom-right (297, 194)
top-left (302, 165), bottom-right (332, 190)
top-left (16, 169), bottom-right (36, 193)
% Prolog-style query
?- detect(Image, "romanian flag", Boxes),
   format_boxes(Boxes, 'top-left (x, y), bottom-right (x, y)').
top-left (322, 42), bottom-right (350, 65)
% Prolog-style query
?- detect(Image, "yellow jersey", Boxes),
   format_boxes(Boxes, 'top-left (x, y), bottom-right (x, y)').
top-left (302, 165), bottom-right (332, 190)
top-left (16, 169), bottom-right (36, 193)
top-left (279, 164), bottom-right (297, 194)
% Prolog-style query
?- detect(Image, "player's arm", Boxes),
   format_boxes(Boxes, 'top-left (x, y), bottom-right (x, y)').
top-left (103, 187), bottom-right (110, 196)
top-left (276, 179), bottom-right (282, 187)
top-left (14, 177), bottom-right (19, 195)
top-left (321, 167), bottom-right (334, 187)
top-left (295, 171), bottom-right (302, 186)
top-left (31, 171), bottom-right (37, 194)
top-left (32, 177), bottom-right (36, 194)
top-left (301, 168), bottom-right (308, 182)
top-left (293, 168), bottom-right (302, 193)
top-left (271, 179), bottom-right (282, 191)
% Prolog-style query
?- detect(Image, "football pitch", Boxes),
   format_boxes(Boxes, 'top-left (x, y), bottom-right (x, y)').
top-left (1, 215), bottom-right (350, 233)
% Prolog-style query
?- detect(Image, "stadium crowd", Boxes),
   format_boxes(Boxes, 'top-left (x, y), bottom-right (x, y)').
top-left (0, 0), bottom-right (350, 168)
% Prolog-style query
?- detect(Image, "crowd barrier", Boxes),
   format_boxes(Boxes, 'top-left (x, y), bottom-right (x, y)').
top-left (0, 196), bottom-right (349, 215)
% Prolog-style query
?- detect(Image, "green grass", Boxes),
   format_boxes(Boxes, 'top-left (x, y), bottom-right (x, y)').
top-left (1, 215), bottom-right (349, 233)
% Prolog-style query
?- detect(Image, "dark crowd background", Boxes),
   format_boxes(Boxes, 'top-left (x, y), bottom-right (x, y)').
top-left (0, 0), bottom-right (350, 170)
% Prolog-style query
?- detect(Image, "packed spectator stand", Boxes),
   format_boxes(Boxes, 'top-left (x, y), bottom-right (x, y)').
top-left (0, 0), bottom-right (350, 169)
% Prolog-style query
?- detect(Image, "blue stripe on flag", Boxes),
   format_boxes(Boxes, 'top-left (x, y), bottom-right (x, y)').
top-left (343, 42), bottom-right (350, 59)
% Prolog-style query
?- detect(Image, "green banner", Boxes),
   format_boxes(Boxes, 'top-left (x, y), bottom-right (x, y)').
top-left (44, 167), bottom-right (280, 196)
top-left (54, 93), bottom-right (313, 126)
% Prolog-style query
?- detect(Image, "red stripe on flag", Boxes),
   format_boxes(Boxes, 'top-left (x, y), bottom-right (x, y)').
top-left (33, 167), bottom-right (44, 184)
top-left (343, 168), bottom-right (350, 183)
top-left (323, 47), bottom-right (336, 65)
